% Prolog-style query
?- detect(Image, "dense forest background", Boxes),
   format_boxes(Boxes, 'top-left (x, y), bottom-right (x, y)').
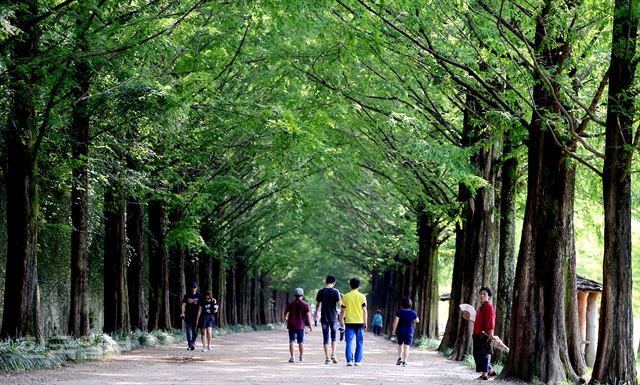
top-left (1, 0), bottom-right (640, 384)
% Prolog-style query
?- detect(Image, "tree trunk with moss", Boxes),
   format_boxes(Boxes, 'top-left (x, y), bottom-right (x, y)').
top-left (590, 0), bottom-right (638, 383)
top-left (1, 0), bottom-right (42, 340)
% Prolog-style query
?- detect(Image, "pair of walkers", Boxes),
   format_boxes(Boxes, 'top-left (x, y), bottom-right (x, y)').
top-left (285, 275), bottom-right (367, 366)
top-left (181, 281), bottom-right (219, 351)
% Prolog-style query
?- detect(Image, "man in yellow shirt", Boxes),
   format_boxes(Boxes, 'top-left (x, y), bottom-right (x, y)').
top-left (339, 277), bottom-right (367, 366)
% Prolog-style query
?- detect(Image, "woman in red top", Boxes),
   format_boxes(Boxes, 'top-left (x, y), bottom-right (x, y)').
top-left (468, 287), bottom-right (495, 380)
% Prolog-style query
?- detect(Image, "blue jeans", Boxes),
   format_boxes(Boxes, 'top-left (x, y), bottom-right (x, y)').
top-left (321, 320), bottom-right (339, 344)
top-left (185, 318), bottom-right (198, 345)
top-left (345, 325), bottom-right (364, 363)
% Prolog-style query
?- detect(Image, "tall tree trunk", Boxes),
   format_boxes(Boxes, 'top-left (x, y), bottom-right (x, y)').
top-left (212, 256), bottom-right (225, 327)
top-left (168, 207), bottom-right (185, 329)
top-left (68, 52), bottom-right (91, 338)
top-left (103, 190), bottom-right (129, 334)
top-left (439, 95), bottom-right (499, 360)
top-left (126, 200), bottom-right (146, 331)
top-left (590, 1), bottom-right (638, 382)
top-left (169, 243), bottom-right (185, 329)
top-left (414, 210), bottom-right (439, 339)
top-left (226, 264), bottom-right (238, 325)
top-left (438, 220), bottom-right (465, 353)
top-left (494, 139), bottom-right (518, 362)
top-left (502, 4), bottom-right (585, 381)
top-left (148, 200), bottom-right (170, 330)
top-left (199, 253), bottom-right (212, 295)
top-left (1, 0), bottom-right (42, 341)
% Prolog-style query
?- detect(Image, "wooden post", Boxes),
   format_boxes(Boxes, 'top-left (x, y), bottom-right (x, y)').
top-left (585, 292), bottom-right (599, 366)
top-left (577, 291), bottom-right (588, 352)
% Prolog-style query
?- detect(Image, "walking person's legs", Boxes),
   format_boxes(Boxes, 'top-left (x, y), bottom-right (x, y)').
top-left (296, 330), bottom-right (305, 361)
top-left (185, 318), bottom-right (196, 350)
top-left (322, 321), bottom-right (330, 361)
top-left (354, 326), bottom-right (364, 364)
top-left (288, 330), bottom-right (296, 362)
top-left (344, 327), bottom-right (355, 365)
top-left (402, 344), bottom-right (410, 364)
top-left (206, 327), bottom-right (212, 350)
top-left (330, 320), bottom-right (338, 362)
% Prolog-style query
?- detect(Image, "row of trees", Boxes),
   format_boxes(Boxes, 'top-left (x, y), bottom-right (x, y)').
top-left (0, 0), bottom-right (320, 339)
top-left (285, 1), bottom-right (640, 384)
top-left (1, 1), bottom-right (640, 384)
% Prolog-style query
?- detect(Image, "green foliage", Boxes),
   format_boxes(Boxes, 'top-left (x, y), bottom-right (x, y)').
top-left (0, 330), bottom-right (181, 371)
top-left (413, 337), bottom-right (441, 350)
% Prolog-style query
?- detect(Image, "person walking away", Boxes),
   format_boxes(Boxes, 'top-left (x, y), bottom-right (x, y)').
top-left (464, 287), bottom-right (496, 380)
top-left (312, 307), bottom-right (318, 328)
top-left (199, 292), bottom-right (218, 351)
top-left (315, 275), bottom-right (342, 364)
top-left (372, 310), bottom-right (383, 336)
top-left (284, 287), bottom-right (313, 363)
top-left (391, 297), bottom-right (419, 367)
top-left (181, 281), bottom-right (202, 351)
top-left (340, 277), bottom-right (367, 367)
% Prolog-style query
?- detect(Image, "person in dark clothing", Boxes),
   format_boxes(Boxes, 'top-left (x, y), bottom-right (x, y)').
top-left (181, 281), bottom-right (202, 351)
top-left (199, 291), bottom-right (218, 351)
top-left (284, 287), bottom-right (313, 363)
top-left (315, 275), bottom-right (342, 364)
top-left (391, 297), bottom-right (419, 367)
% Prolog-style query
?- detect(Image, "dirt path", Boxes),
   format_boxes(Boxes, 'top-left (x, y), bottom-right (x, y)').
top-left (1, 328), bottom-right (524, 384)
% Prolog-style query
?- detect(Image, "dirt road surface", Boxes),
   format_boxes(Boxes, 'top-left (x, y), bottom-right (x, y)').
top-left (1, 328), bottom-right (524, 384)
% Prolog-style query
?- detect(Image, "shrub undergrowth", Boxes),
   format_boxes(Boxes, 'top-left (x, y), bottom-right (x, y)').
top-left (0, 323), bottom-right (281, 371)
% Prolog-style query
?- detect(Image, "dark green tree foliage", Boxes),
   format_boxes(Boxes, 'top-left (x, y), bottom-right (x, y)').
top-left (2, 3), bottom-right (640, 385)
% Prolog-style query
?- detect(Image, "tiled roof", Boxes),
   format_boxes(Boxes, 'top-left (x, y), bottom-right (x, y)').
top-left (577, 275), bottom-right (602, 292)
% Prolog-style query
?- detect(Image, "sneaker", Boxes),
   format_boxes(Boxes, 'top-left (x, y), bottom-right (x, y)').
top-left (354, 362), bottom-right (362, 367)
top-left (206, 346), bottom-right (212, 351)
top-left (325, 358), bottom-right (330, 364)
top-left (331, 354), bottom-right (338, 364)
top-left (488, 371), bottom-right (497, 377)
top-left (401, 361), bottom-right (407, 367)
top-left (396, 357), bottom-right (403, 365)
top-left (189, 345), bottom-right (195, 351)
top-left (346, 362), bottom-right (353, 367)
top-left (288, 356), bottom-right (295, 363)
top-left (299, 355), bottom-right (304, 362)
top-left (200, 348), bottom-right (206, 352)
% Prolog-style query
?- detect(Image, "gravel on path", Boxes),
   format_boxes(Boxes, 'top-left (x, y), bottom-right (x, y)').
top-left (0, 328), bottom-right (526, 384)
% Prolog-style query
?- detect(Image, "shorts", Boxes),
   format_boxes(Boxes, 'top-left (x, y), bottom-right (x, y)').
top-left (288, 329), bottom-right (304, 344)
top-left (201, 315), bottom-right (216, 329)
top-left (397, 333), bottom-right (414, 346)
top-left (321, 320), bottom-right (339, 344)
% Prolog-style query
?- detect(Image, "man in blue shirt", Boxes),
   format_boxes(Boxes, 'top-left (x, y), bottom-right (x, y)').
top-left (391, 297), bottom-right (419, 367)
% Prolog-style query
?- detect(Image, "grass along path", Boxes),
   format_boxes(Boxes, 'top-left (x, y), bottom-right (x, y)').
top-left (1, 328), bottom-right (524, 384)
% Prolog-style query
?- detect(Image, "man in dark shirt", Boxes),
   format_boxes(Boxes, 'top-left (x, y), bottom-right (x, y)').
top-left (285, 287), bottom-right (313, 363)
top-left (315, 275), bottom-right (342, 364)
top-left (181, 281), bottom-right (202, 351)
